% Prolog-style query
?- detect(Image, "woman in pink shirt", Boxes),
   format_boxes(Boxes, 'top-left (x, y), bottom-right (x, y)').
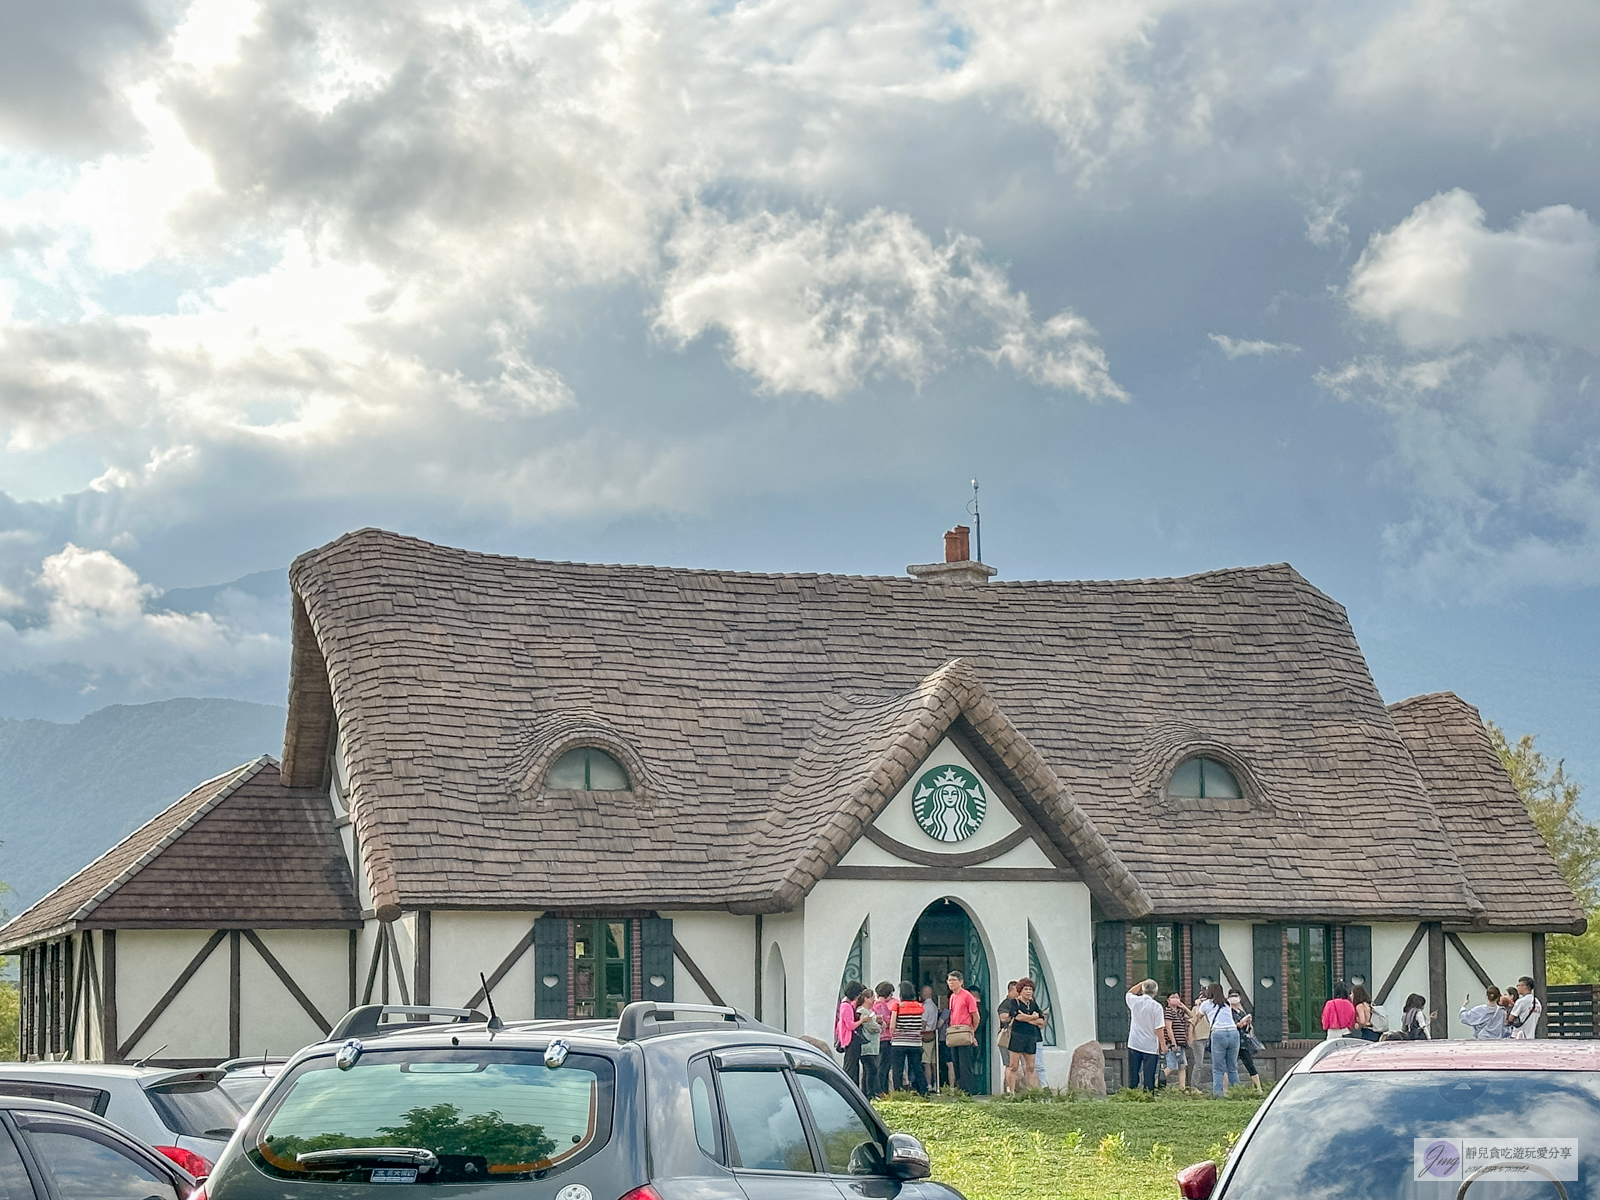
top-left (1321, 980), bottom-right (1357, 1040)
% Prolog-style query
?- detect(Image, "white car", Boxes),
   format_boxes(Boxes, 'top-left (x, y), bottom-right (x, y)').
top-left (0, 1063), bottom-right (241, 1178)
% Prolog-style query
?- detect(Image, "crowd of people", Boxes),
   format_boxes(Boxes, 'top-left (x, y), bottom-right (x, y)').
top-left (838, 968), bottom-right (1546, 1101)
top-left (1120, 972), bottom-right (1544, 1096)
top-left (834, 970), bottom-right (982, 1096)
top-left (1127, 980), bottom-right (1265, 1097)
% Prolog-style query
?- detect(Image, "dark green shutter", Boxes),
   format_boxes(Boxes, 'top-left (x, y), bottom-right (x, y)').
top-left (1192, 923), bottom-right (1222, 993)
top-left (533, 918), bottom-right (568, 1019)
top-left (1343, 925), bottom-right (1372, 994)
top-left (641, 918), bottom-right (674, 1003)
top-left (1252, 924), bottom-right (1283, 1043)
top-left (1094, 922), bottom-right (1129, 1042)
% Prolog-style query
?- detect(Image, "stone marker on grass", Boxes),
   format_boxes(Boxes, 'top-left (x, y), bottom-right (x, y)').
top-left (1069, 1040), bottom-right (1107, 1096)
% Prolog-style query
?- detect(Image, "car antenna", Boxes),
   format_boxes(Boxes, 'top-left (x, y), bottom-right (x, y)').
top-left (131, 1044), bottom-right (169, 1068)
top-left (479, 973), bottom-right (504, 1032)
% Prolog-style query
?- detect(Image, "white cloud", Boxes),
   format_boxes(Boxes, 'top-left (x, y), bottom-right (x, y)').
top-left (656, 206), bottom-right (1124, 400)
top-left (2, 543), bottom-right (286, 690)
top-left (1347, 189), bottom-right (1600, 351)
top-left (1209, 333), bottom-right (1300, 358)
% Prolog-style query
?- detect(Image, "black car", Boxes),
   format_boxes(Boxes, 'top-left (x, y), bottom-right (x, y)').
top-left (199, 1000), bottom-right (960, 1200)
top-left (0, 1094), bottom-right (201, 1199)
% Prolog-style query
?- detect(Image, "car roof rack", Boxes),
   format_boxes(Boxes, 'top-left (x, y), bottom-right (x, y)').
top-left (327, 1005), bottom-right (487, 1041)
top-left (615, 1001), bottom-right (773, 1043)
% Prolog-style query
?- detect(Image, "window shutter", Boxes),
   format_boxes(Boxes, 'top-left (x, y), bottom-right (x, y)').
top-left (1094, 922), bottom-right (1129, 1043)
top-left (1252, 924), bottom-right (1283, 1043)
top-left (1343, 925), bottom-right (1372, 994)
top-left (1192, 923), bottom-right (1222, 993)
top-left (533, 918), bottom-right (568, 1019)
top-left (641, 918), bottom-right (674, 1003)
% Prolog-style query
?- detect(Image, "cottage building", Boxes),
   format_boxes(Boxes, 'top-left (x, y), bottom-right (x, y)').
top-left (2, 528), bottom-right (1583, 1087)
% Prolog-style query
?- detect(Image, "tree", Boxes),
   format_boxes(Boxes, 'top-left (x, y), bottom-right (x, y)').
top-left (0, 874), bottom-right (14, 1061)
top-left (1489, 723), bottom-right (1600, 984)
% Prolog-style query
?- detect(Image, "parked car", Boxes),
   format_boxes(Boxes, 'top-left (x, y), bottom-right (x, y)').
top-left (0, 1093), bottom-right (201, 1198)
top-left (198, 1000), bottom-right (960, 1199)
top-left (0, 1064), bottom-right (241, 1179)
top-left (1176, 1037), bottom-right (1600, 1198)
top-left (215, 1059), bottom-right (289, 1112)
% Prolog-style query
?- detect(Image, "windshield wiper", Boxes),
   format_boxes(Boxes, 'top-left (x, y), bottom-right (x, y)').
top-left (296, 1147), bottom-right (439, 1171)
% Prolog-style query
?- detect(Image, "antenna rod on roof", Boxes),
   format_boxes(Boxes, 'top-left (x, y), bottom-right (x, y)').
top-left (967, 479), bottom-right (982, 563)
top-left (479, 973), bottom-right (503, 1032)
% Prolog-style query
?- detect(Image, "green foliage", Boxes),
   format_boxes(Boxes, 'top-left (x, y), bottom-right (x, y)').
top-left (264, 1103), bottom-right (557, 1167)
top-left (877, 1090), bottom-right (1264, 1200)
top-left (0, 975), bottom-right (16, 1062)
top-left (1488, 723), bottom-right (1600, 983)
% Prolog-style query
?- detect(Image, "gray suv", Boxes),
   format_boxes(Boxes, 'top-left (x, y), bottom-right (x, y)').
top-left (199, 1001), bottom-right (961, 1200)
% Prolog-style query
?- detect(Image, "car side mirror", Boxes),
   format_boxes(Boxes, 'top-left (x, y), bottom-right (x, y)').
top-left (1176, 1160), bottom-right (1217, 1198)
top-left (886, 1133), bottom-right (931, 1180)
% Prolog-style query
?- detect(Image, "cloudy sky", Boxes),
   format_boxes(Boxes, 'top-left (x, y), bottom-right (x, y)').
top-left (1, 0), bottom-right (1597, 793)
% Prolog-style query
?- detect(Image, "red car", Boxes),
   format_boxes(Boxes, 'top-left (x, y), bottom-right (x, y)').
top-left (1178, 1039), bottom-right (1600, 1199)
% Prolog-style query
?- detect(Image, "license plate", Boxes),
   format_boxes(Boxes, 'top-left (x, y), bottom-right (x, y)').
top-left (370, 1168), bottom-right (418, 1184)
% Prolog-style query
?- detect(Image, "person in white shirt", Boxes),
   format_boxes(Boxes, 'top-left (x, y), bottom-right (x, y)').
top-left (1125, 979), bottom-right (1166, 1092)
top-left (1197, 983), bottom-right (1239, 1096)
top-left (1460, 986), bottom-right (1508, 1040)
top-left (1508, 977), bottom-right (1541, 1040)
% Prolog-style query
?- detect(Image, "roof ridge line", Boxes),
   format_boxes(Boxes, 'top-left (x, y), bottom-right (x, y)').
top-left (298, 527), bottom-right (1307, 591)
top-left (66, 756), bottom-right (273, 925)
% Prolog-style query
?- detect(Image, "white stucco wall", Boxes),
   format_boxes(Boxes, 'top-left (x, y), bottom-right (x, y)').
top-left (240, 930), bottom-right (351, 1056)
top-left (663, 912), bottom-right (757, 1012)
top-left (428, 912), bottom-right (540, 1015)
top-left (1218, 922), bottom-right (1254, 1003)
top-left (803, 877), bottom-right (1093, 1093)
top-left (1369, 923), bottom-right (1430, 1030)
top-left (117, 931), bottom-right (232, 1061)
top-left (1447, 933), bottom-right (1534, 1039)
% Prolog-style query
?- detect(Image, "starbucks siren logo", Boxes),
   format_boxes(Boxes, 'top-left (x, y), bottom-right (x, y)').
top-left (912, 765), bottom-right (987, 842)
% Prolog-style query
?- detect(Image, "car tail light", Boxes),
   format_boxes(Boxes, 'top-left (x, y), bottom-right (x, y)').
top-left (616, 1187), bottom-right (663, 1200)
top-left (154, 1145), bottom-right (213, 1178)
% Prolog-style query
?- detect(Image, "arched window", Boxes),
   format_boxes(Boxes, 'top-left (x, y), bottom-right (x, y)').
top-left (1167, 756), bottom-right (1243, 800)
top-left (547, 746), bottom-right (630, 791)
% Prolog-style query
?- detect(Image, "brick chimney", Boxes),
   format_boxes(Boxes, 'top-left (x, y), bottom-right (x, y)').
top-left (944, 525), bottom-right (971, 563)
top-left (908, 524), bottom-right (997, 584)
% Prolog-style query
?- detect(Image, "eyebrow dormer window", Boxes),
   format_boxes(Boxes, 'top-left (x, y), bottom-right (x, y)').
top-left (548, 746), bottom-right (630, 791)
top-left (1168, 756), bottom-right (1243, 800)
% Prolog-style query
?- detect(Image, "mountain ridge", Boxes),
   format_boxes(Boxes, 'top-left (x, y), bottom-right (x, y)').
top-left (0, 697), bottom-right (288, 917)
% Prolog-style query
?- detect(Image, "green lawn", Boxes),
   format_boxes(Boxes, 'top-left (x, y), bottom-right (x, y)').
top-left (875, 1090), bottom-right (1266, 1200)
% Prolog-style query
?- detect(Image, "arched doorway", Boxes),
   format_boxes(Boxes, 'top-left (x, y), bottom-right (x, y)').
top-left (901, 898), bottom-right (992, 1094)
top-left (765, 943), bottom-right (788, 1031)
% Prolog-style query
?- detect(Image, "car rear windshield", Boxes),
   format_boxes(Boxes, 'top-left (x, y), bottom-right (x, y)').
top-left (248, 1048), bottom-right (614, 1185)
top-left (1221, 1070), bottom-right (1600, 1199)
top-left (0, 1081), bottom-right (110, 1117)
top-left (143, 1079), bottom-right (242, 1139)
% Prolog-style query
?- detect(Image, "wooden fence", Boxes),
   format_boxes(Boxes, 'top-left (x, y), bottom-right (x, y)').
top-left (1546, 984), bottom-right (1597, 1038)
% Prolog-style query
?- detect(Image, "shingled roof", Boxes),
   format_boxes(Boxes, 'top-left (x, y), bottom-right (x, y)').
top-left (279, 529), bottom-right (1566, 928)
top-left (1388, 692), bottom-right (1585, 934)
top-left (0, 758), bottom-right (360, 951)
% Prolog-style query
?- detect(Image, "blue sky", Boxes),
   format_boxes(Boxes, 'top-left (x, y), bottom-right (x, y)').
top-left (1, 0), bottom-right (1597, 798)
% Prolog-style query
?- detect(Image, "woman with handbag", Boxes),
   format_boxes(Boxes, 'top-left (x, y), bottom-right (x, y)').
top-left (1228, 990), bottom-right (1264, 1093)
top-left (997, 981), bottom-right (1020, 1093)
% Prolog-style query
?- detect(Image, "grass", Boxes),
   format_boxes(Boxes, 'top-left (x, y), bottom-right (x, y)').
top-left (875, 1088), bottom-right (1267, 1200)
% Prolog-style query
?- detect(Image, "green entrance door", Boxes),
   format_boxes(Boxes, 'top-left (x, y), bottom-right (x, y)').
top-left (574, 920), bottom-right (630, 1018)
top-left (902, 899), bottom-right (992, 1094)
